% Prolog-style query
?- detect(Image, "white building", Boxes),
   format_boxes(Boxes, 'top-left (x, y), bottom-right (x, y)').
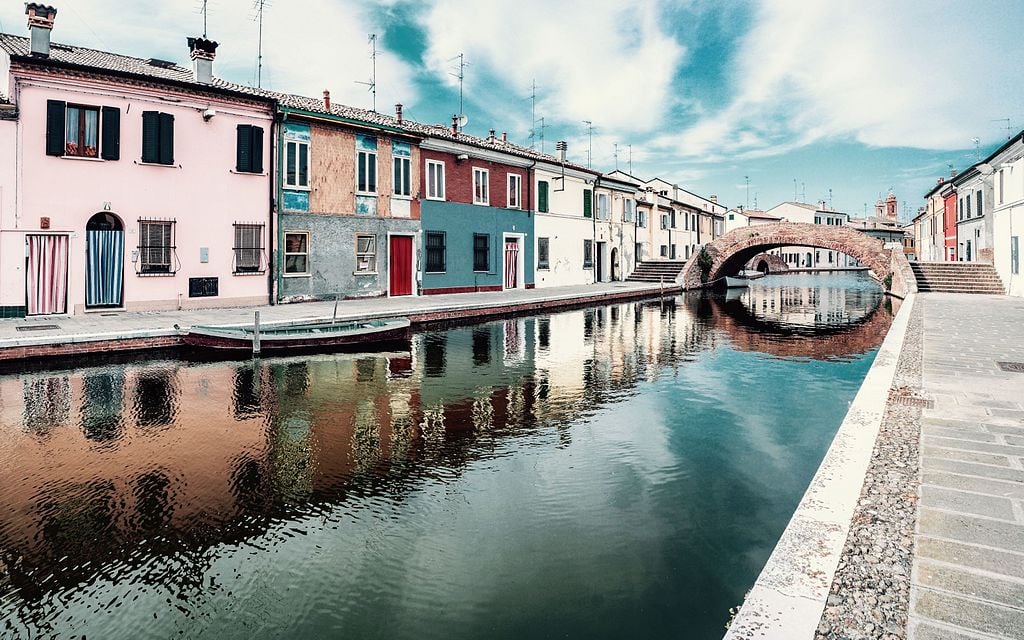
top-left (724, 208), bottom-right (782, 233)
top-left (533, 156), bottom-right (601, 288)
top-left (990, 131), bottom-right (1024, 297)
top-left (952, 166), bottom-right (994, 263)
top-left (594, 174), bottom-right (639, 282)
top-left (765, 201), bottom-right (854, 268)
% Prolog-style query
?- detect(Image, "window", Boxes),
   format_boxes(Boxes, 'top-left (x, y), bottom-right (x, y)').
top-left (670, 245), bottom-right (677, 260)
top-left (235, 125), bottom-right (264, 173)
top-left (356, 234), bottom-right (376, 272)
top-left (683, 211), bottom-right (689, 230)
top-left (635, 242), bottom-right (643, 260)
top-left (473, 233), bottom-right (490, 271)
top-left (692, 214), bottom-right (697, 230)
top-left (638, 209), bottom-right (647, 228)
top-left (623, 198), bottom-right (635, 223)
top-left (583, 189), bottom-right (593, 218)
top-left (357, 136), bottom-right (377, 194)
top-left (537, 237), bottom-right (550, 269)
top-left (65, 105), bottom-right (100, 157)
top-left (999, 169), bottom-right (1004, 204)
top-left (393, 156), bottom-right (411, 197)
top-left (426, 160), bottom-right (445, 200)
top-left (138, 220), bottom-right (175, 274)
top-left (285, 140), bottom-right (309, 188)
top-left (660, 214), bottom-right (668, 230)
top-left (660, 245), bottom-right (668, 257)
top-left (425, 231), bottom-right (446, 273)
top-left (958, 197), bottom-right (964, 220)
top-left (141, 111), bottom-right (174, 165)
top-left (966, 194), bottom-right (971, 219)
top-left (685, 245), bottom-right (690, 259)
top-left (976, 190), bottom-right (982, 217)
top-left (597, 193), bottom-right (610, 220)
top-left (729, 213), bottom-right (735, 221)
top-left (233, 223), bottom-right (264, 273)
top-left (583, 239), bottom-right (593, 268)
top-left (508, 174), bottom-right (522, 209)
top-left (284, 232), bottom-right (309, 275)
top-left (473, 168), bottom-right (489, 205)
top-left (538, 180), bottom-right (550, 213)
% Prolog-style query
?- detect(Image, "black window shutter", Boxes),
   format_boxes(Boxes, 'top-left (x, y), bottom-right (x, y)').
top-left (46, 100), bottom-right (66, 156)
top-left (251, 126), bottom-right (264, 174)
top-left (236, 124), bottom-right (252, 172)
top-left (141, 111), bottom-right (159, 163)
top-left (158, 112), bottom-right (174, 165)
top-left (101, 106), bottom-right (120, 160)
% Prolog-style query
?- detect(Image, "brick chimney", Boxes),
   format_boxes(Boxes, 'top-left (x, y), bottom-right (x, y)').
top-left (187, 37), bottom-right (218, 85)
top-left (709, 195), bottom-right (718, 204)
top-left (25, 4), bottom-right (57, 58)
top-left (395, 103), bottom-right (403, 124)
top-left (501, 132), bottom-right (507, 142)
top-left (322, 90), bottom-right (331, 111)
top-left (450, 115), bottom-right (458, 136)
top-left (488, 129), bottom-right (496, 143)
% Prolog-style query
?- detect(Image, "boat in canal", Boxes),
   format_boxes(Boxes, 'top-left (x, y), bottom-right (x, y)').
top-left (725, 270), bottom-right (766, 288)
top-left (182, 317), bottom-right (411, 353)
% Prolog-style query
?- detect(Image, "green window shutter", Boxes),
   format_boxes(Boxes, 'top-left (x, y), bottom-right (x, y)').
top-left (538, 181), bottom-right (549, 213)
top-left (158, 112), bottom-right (174, 165)
top-left (141, 111), bottom-right (159, 163)
top-left (583, 189), bottom-right (593, 217)
top-left (45, 100), bottom-right (66, 156)
top-left (100, 106), bottom-right (120, 160)
top-left (251, 126), bottom-right (264, 174)
top-left (236, 124), bottom-right (252, 172)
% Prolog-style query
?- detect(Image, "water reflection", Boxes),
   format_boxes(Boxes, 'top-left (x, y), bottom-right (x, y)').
top-left (0, 273), bottom-right (891, 640)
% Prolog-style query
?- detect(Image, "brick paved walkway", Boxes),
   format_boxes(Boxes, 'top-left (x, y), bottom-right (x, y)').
top-left (909, 293), bottom-right (1024, 640)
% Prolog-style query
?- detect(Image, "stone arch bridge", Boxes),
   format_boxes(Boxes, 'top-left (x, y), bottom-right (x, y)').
top-left (680, 222), bottom-right (915, 296)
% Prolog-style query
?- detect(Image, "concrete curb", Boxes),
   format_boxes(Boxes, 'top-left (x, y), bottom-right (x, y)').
top-left (724, 293), bottom-right (917, 639)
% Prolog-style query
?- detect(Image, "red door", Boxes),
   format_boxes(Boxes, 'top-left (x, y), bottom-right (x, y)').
top-left (389, 235), bottom-right (413, 296)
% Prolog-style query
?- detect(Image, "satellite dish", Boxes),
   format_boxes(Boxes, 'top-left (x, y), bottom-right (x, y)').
top-left (457, 114), bottom-right (469, 128)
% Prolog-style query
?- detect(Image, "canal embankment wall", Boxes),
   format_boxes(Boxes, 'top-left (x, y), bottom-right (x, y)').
top-left (724, 293), bottom-right (917, 639)
top-left (0, 282), bottom-right (681, 363)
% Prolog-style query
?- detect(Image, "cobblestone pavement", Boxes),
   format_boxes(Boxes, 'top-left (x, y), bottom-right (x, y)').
top-left (909, 293), bottom-right (1024, 640)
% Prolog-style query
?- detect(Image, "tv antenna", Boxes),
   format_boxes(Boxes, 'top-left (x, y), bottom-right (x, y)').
top-left (583, 120), bottom-right (594, 168)
top-left (355, 34), bottom-right (377, 112)
top-left (971, 136), bottom-right (981, 160)
top-left (793, 178), bottom-right (798, 202)
top-left (449, 53), bottom-right (469, 124)
top-left (801, 182), bottom-right (806, 203)
top-left (627, 144), bottom-right (632, 175)
top-left (536, 117), bottom-right (550, 153)
top-left (828, 187), bottom-right (833, 209)
top-left (991, 118), bottom-right (1012, 140)
top-left (250, 0), bottom-right (271, 88)
top-left (744, 175), bottom-right (750, 210)
top-left (528, 80), bottom-right (539, 149)
top-left (613, 143), bottom-right (619, 171)
top-left (195, 0), bottom-right (211, 38)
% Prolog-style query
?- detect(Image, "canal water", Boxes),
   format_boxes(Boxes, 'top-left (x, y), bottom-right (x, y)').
top-left (0, 273), bottom-right (891, 640)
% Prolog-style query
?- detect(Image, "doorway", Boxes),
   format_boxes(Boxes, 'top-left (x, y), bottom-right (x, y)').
top-left (966, 240), bottom-right (972, 262)
top-left (85, 212), bottom-right (124, 308)
top-left (26, 234), bottom-right (69, 315)
top-left (610, 247), bottom-right (619, 281)
top-left (389, 235), bottom-right (413, 296)
top-left (503, 236), bottom-right (522, 290)
top-left (596, 242), bottom-right (606, 282)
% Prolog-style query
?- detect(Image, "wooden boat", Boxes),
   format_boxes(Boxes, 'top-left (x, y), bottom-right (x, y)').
top-left (725, 270), bottom-right (767, 288)
top-left (183, 317), bottom-right (411, 353)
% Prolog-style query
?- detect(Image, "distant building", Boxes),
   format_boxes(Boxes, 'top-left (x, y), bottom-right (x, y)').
top-left (764, 201), bottom-right (853, 268)
top-left (723, 208), bottom-right (782, 233)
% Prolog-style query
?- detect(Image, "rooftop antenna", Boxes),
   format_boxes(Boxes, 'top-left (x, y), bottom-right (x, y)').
top-left (801, 182), bottom-right (806, 203)
top-left (355, 34), bottom-right (377, 112)
top-left (991, 118), bottom-right (1012, 140)
top-left (628, 144), bottom-right (632, 175)
top-left (537, 117), bottom-right (550, 153)
top-left (528, 80), bottom-right (538, 149)
top-left (613, 143), bottom-right (619, 171)
top-left (971, 136), bottom-right (981, 161)
top-left (793, 178), bottom-right (798, 202)
top-left (449, 53), bottom-right (468, 125)
top-left (828, 187), bottom-right (833, 209)
top-left (583, 120), bottom-right (594, 168)
top-left (744, 175), bottom-right (750, 210)
top-left (251, 0), bottom-right (271, 88)
top-left (197, 0), bottom-right (209, 38)
top-left (753, 192), bottom-right (758, 210)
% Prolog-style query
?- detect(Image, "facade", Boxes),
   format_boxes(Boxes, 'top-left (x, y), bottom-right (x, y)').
top-left (952, 167), bottom-right (993, 263)
top-left (593, 175), bottom-right (639, 282)
top-left (902, 222), bottom-right (916, 261)
top-left (724, 208), bottom-right (782, 233)
top-left (990, 131), bottom-right (1024, 296)
top-left (765, 201), bottom-right (854, 268)
top-left (920, 180), bottom-right (948, 262)
top-left (275, 103), bottom-right (422, 302)
top-left (0, 9), bottom-right (275, 317)
top-left (942, 186), bottom-right (958, 261)
top-left (532, 153), bottom-right (601, 288)
top-left (642, 178), bottom-right (724, 262)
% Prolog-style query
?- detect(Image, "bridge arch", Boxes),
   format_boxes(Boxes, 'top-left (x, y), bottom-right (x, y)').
top-left (681, 222), bottom-right (893, 289)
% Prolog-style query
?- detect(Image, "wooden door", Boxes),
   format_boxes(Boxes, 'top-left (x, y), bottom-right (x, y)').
top-left (389, 235), bottom-right (413, 296)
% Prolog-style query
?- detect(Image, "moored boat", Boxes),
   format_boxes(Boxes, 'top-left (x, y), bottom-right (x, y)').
top-left (725, 270), bottom-right (766, 288)
top-left (183, 317), bottom-right (411, 353)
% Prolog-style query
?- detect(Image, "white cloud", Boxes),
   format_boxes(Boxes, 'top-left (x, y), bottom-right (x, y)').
top-left (418, 0), bottom-right (686, 135)
top-left (665, 0), bottom-right (1024, 159)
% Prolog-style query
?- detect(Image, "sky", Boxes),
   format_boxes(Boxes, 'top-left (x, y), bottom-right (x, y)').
top-left (2, 0), bottom-right (1022, 220)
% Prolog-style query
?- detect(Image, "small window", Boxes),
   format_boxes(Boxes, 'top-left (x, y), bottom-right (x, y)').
top-left (285, 140), bottom-right (309, 188)
top-left (623, 198), bottom-right (635, 223)
top-left (356, 234), bottom-right (376, 272)
top-left (425, 231), bottom-right (446, 273)
top-left (965, 194), bottom-right (971, 219)
top-left (660, 214), bottom-right (668, 230)
top-left (284, 232), bottom-right (309, 275)
top-left (393, 156), bottom-right (411, 197)
top-left (638, 209), bottom-right (647, 228)
top-left (235, 125), bottom-right (264, 173)
top-left (660, 245), bottom-right (667, 257)
top-left (473, 233), bottom-right (489, 271)
top-left (635, 242), bottom-right (643, 260)
top-left (141, 111), bottom-right (174, 165)
top-left (597, 193), bottom-right (610, 220)
top-left (65, 104), bottom-right (100, 157)
top-left (233, 223), bottom-right (264, 273)
top-left (473, 168), bottom-right (489, 205)
top-left (357, 147), bottom-right (377, 194)
top-left (138, 219), bottom-right (175, 274)
top-left (583, 239), bottom-right (593, 268)
top-left (508, 174), bottom-right (522, 209)
top-left (976, 190), bottom-right (982, 217)
top-left (670, 245), bottom-right (677, 260)
top-left (538, 180), bottom-right (549, 213)
top-left (537, 237), bottom-right (550, 269)
top-left (426, 160), bottom-right (445, 200)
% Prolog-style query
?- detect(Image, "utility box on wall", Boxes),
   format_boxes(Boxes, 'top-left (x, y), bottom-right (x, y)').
top-left (189, 277), bottom-right (219, 297)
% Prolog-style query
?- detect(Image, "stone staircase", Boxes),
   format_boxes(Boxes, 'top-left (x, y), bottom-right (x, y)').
top-left (910, 261), bottom-right (1005, 294)
top-left (626, 261), bottom-right (686, 284)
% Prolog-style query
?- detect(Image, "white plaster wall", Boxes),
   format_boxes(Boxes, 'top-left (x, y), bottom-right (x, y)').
top-left (534, 213), bottom-right (594, 287)
top-left (993, 152), bottom-right (1024, 296)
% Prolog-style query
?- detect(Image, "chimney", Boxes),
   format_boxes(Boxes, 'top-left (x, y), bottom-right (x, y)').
top-left (322, 90), bottom-right (331, 111)
top-left (25, 4), bottom-right (57, 58)
top-left (187, 37), bottom-right (218, 84)
top-left (556, 140), bottom-right (567, 163)
top-left (451, 114), bottom-right (458, 136)
top-left (488, 129), bottom-right (495, 143)
top-left (395, 103), bottom-right (403, 124)
top-left (709, 195), bottom-right (718, 204)
top-left (501, 132), bottom-right (507, 142)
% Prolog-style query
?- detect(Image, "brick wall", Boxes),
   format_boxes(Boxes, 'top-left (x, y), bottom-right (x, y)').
top-left (420, 148), bottom-right (526, 209)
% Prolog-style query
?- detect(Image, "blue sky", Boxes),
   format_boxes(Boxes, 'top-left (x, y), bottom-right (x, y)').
top-left (3, 0), bottom-right (1022, 219)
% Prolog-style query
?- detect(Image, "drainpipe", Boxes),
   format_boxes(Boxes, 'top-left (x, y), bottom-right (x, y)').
top-left (275, 111), bottom-right (287, 304)
top-left (592, 176), bottom-right (599, 284)
top-left (267, 99), bottom-right (278, 305)
top-left (527, 159), bottom-right (536, 287)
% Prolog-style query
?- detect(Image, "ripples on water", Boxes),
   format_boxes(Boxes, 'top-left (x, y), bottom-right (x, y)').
top-left (0, 273), bottom-right (891, 640)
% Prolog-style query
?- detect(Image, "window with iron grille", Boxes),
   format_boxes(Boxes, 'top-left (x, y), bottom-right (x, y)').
top-left (473, 233), bottom-right (489, 272)
top-left (233, 223), bottom-right (264, 274)
top-left (537, 237), bottom-right (550, 269)
top-left (425, 231), bottom-right (446, 273)
top-left (138, 220), bottom-right (175, 274)
top-left (583, 239), bottom-right (593, 268)
top-left (356, 234), bottom-right (376, 272)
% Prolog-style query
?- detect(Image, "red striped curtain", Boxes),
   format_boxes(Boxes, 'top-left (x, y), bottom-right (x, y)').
top-left (504, 240), bottom-right (519, 289)
top-left (27, 234), bottom-right (69, 315)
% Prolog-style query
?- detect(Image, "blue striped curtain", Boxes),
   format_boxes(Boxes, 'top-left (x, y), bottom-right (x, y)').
top-left (86, 230), bottom-right (124, 307)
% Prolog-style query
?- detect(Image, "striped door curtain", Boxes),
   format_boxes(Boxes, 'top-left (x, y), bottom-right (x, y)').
top-left (504, 240), bottom-right (519, 289)
top-left (26, 234), bottom-right (69, 315)
top-left (86, 230), bottom-right (124, 307)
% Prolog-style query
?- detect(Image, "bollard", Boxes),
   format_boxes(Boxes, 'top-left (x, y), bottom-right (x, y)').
top-left (333, 298), bottom-right (339, 324)
top-left (660, 275), bottom-right (664, 297)
top-left (253, 311), bottom-right (261, 356)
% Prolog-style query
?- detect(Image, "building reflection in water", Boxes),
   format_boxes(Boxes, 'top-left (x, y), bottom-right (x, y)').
top-left (0, 274), bottom-right (890, 632)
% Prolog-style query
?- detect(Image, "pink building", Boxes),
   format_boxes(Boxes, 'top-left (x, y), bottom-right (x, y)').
top-left (0, 5), bottom-right (275, 317)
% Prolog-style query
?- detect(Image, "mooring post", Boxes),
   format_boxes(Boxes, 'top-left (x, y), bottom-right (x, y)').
top-left (660, 275), bottom-right (664, 297)
top-left (333, 298), bottom-right (339, 324)
top-left (253, 311), bottom-right (261, 356)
